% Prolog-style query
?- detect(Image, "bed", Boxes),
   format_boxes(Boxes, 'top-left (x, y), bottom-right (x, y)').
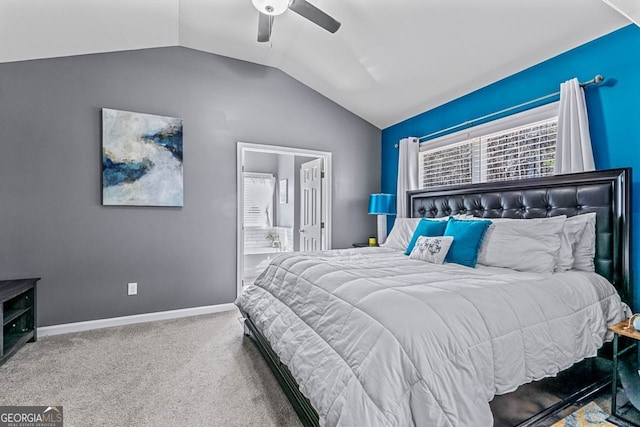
top-left (236, 168), bottom-right (632, 427)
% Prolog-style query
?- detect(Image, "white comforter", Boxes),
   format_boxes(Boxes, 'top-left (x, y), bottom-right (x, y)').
top-left (236, 247), bottom-right (629, 427)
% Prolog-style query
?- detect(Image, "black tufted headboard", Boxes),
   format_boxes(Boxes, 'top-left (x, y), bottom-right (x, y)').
top-left (407, 168), bottom-right (631, 304)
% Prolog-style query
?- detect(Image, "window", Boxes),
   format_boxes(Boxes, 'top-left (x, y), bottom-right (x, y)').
top-left (483, 119), bottom-right (557, 182)
top-left (419, 103), bottom-right (558, 189)
top-left (421, 141), bottom-right (473, 189)
top-left (244, 173), bottom-right (276, 227)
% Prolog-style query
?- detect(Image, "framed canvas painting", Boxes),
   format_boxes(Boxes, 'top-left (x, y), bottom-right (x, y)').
top-left (102, 108), bottom-right (183, 206)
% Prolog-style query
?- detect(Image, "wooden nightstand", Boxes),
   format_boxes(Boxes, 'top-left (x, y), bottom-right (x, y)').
top-left (609, 319), bottom-right (640, 425)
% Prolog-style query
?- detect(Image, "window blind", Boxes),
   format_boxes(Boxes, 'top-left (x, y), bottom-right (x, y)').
top-left (419, 114), bottom-right (558, 190)
top-left (420, 141), bottom-right (473, 189)
top-left (483, 118), bottom-right (557, 182)
top-left (243, 173), bottom-right (275, 227)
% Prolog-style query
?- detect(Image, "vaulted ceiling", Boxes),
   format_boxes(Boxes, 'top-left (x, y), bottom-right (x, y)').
top-left (0, 0), bottom-right (631, 128)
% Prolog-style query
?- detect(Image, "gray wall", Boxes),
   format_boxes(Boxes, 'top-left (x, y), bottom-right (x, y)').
top-left (0, 47), bottom-right (381, 326)
top-left (276, 154), bottom-right (295, 228)
top-left (244, 152), bottom-right (278, 175)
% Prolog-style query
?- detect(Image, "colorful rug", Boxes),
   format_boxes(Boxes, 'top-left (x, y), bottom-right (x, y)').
top-left (551, 402), bottom-right (617, 427)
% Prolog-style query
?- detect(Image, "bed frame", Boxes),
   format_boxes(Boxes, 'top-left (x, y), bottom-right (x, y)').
top-left (242, 167), bottom-right (631, 427)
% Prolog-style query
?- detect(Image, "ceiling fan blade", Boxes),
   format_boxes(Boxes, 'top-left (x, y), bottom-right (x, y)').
top-left (257, 13), bottom-right (273, 42)
top-left (289, 0), bottom-right (341, 33)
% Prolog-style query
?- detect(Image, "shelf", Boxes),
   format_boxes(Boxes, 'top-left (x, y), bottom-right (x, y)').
top-left (3, 306), bottom-right (32, 326)
top-left (0, 278), bottom-right (38, 302)
top-left (0, 278), bottom-right (40, 366)
top-left (2, 330), bottom-right (35, 360)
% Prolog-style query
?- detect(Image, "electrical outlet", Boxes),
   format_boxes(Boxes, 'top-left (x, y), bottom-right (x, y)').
top-left (127, 282), bottom-right (138, 295)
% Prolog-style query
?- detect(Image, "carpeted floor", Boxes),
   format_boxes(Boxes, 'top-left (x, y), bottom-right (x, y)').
top-left (0, 309), bottom-right (301, 427)
top-left (4, 309), bottom-right (640, 427)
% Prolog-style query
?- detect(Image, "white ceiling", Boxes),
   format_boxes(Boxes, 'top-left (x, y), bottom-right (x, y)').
top-left (0, 0), bottom-right (631, 128)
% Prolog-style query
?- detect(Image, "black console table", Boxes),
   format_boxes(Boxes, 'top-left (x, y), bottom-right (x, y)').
top-left (1, 278), bottom-right (40, 365)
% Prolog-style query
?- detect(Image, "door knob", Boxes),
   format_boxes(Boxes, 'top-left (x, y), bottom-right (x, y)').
top-left (299, 229), bottom-right (305, 233)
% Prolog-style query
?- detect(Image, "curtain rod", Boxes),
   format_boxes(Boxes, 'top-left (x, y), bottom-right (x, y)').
top-left (394, 74), bottom-right (604, 148)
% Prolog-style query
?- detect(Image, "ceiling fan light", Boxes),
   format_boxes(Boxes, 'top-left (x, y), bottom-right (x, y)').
top-left (251, 0), bottom-right (289, 16)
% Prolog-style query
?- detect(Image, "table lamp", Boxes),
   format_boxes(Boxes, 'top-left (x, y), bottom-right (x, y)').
top-left (368, 193), bottom-right (396, 245)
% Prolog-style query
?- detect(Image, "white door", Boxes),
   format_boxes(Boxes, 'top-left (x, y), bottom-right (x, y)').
top-left (300, 158), bottom-right (322, 251)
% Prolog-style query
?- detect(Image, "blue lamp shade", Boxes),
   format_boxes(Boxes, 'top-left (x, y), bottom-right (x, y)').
top-left (368, 193), bottom-right (396, 215)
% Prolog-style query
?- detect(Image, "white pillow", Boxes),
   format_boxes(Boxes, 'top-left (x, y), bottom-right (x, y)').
top-left (556, 221), bottom-right (585, 272)
top-left (383, 215), bottom-right (469, 251)
top-left (477, 216), bottom-right (566, 274)
top-left (409, 236), bottom-right (454, 264)
top-left (570, 213), bottom-right (597, 272)
top-left (555, 213), bottom-right (596, 272)
top-left (381, 218), bottom-right (421, 250)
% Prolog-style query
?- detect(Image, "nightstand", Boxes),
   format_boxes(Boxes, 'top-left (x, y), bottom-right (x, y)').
top-left (352, 243), bottom-right (378, 248)
top-left (609, 319), bottom-right (640, 425)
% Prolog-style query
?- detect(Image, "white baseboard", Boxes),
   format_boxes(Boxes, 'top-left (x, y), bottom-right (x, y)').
top-left (38, 303), bottom-right (237, 337)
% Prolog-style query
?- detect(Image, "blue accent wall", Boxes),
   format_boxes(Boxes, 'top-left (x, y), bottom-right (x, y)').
top-left (382, 24), bottom-right (640, 308)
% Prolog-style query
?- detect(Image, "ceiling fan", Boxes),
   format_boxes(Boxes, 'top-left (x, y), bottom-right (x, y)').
top-left (251, 0), bottom-right (341, 43)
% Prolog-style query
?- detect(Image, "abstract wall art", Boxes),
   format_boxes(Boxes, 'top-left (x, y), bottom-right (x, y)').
top-left (102, 108), bottom-right (183, 206)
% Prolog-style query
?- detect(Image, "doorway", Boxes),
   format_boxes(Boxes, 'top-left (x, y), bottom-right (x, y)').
top-left (236, 142), bottom-right (332, 298)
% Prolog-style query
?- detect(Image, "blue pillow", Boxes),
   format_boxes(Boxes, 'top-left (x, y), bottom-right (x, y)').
top-left (443, 218), bottom-right (492, 267)
top-left (404, 218), bottom-right (448, 255)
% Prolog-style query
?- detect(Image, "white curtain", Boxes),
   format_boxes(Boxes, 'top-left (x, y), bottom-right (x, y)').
top-left (555, 78), bottom-right (595, 174)
top-left (396, 137), bottom-right (420, 217)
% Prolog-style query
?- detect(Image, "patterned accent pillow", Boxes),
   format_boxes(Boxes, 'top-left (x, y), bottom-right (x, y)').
top-left (404, 218), bottom-right (449, 255)
top-left (409, 236), bottom-right (454, 264)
